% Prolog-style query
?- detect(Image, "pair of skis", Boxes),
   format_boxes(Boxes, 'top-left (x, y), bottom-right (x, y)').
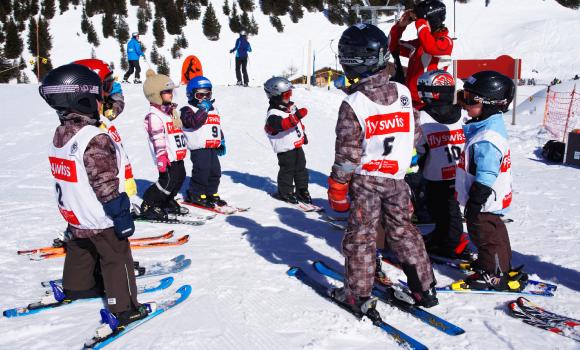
top-left (508, 297), bottom-right (579, 342)
top-left (288, 261), bottom-right (466, 350)
top-left (131, 203), bottom-right (215, 225)
top-left (181, 201), bottom-right (250, 215)
top-left (19, 231), bottom-right (191, 260)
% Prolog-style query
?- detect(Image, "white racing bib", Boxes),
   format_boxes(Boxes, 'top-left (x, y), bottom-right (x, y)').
top-left (147, 107), bottom-right (187, 162)
top-left (100, 119), bottom-right (133, 192)
top-left (183, 107), bottom-right (223, 150)
top-left (265, 107), bottom-right (305, 154)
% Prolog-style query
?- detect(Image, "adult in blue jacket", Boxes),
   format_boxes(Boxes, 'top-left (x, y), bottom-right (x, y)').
top-left (229, 31), bottom-right (252, 86)
top-left (123, 32), bottom-right (145, 83)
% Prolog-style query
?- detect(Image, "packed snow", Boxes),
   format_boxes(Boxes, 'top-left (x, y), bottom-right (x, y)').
top-left (0, 81), bottom-right (578, 349)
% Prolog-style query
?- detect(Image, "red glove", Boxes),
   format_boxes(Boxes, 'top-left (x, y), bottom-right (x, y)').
top-left (157, 153), bottom-right (170, 173)
top-left (328, 177), bottom-right (350, 212)
top-left (295, 107), bottom-right (308, 119)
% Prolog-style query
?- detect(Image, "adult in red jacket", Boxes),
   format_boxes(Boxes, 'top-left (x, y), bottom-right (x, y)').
top-left (389, 0), bottom-right (453, 109)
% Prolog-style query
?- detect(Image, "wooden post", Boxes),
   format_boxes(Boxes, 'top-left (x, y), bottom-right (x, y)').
top-left (542, 85), bottom-right (551, 130)
top-left (511, 58), bottom-right (520, 125)
top-left (36, 12), bottom-right (40, 82)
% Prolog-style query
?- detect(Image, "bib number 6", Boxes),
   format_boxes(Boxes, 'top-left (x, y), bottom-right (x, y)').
top-left (383, 136), bottom-right (395, 156)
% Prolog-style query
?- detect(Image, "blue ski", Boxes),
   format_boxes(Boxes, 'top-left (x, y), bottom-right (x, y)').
top-left (399, 280), bottom-right (555, 297)
top-left (313, 260), bottom-right (465, 336)
top-left (287, 267), bottom-right (428, 350)
top-left (3, 277), bottom-right (174, 318)
top-left (84, 284), bottom-right (192, 349)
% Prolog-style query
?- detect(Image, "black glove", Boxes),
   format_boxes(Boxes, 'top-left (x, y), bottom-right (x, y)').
top-left (464, 182), bottom-right (493, 223)
top-left (103, 193), bottom-right (135, 239)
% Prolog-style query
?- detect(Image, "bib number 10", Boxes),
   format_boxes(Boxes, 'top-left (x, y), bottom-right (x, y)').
top-left (444, 145), bottom-right (461, 163)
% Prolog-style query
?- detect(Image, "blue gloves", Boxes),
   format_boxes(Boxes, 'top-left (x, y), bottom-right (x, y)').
top-left (217, 136), bottom-right (226, 156)
top-left (102, 193), bottom-right (135, 239)
top-left (197, 99), bottom-right (214, 112)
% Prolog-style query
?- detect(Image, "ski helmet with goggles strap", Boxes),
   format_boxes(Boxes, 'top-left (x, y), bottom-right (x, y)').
top-left (39, 63), bottom-right (103, 116)
top-left (414, 0), bottom-right (446, 30)
top-left (186, 76), bottom-right (213, 105)
top-left (338, 23), bottom-right (390, 80)
top-left (263, 76), bottom-right (292, 100)
top-left (462, 70), bottom-right (515, 112)
top-left (417, 70), bottom-right (455, 103)
top-left (74, 58), bottom-right (115, 94)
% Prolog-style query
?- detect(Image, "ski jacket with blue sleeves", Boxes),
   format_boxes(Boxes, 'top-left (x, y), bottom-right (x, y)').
top-left (231, 37), bottom-right (252, 58)
top-left (127, 38), bottom-right (144, 61)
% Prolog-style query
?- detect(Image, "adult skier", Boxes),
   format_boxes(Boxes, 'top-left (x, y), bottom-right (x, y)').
top-left (229, 31), bottom-right (252, 86)
top-left (327, 24), bottom-right (438, 317)
top-left (40, 63), bottom-right (148, 327)
top-left (389, 0), bottom-right (453, 109)
top-left (123, 32), bottom-right (145, 84)
top-left (454, 70), bottom-right (526, 291)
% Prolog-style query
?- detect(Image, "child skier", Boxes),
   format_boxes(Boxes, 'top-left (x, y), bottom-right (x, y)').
top-left (415, 69), bottom-right (475, 260)
top-left (327, 24), bottom-right (438, 316)
top-left (140, 69), bottom-right (189, 219)
top-left (454, 70), bottom-right (526, 291)
top-left (40, 63), bottom-right (148, 328)
top-left (181, 76), bottom-right (227, 208)
top-left (263, 77), bottom-right (311, 204)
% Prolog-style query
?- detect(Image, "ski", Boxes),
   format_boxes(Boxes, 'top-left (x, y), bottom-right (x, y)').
top-left (41, 255), bottom-right (191, 287)
top-left (181, 201), bottom-right (250, 215)
top-left (318, 214), bottom-right (347, 230)
top-left (399, 280), bottom-right (555, 297)
top-left (3, 277), bottom-right (174, 318)
top-left (270, 193), bottom-right (324, 212)
top-left (313, 260), bottom-right (465, 336)
top-left (18, 231), bottom-right (175, 256)
top-left (83, 285), bottom-right (192, 349)
top-left (516, 297), bottom-right (579, 329)
top-left (508, 301), bottom-right (580, 342)
top-left (131, 203), bottom-right (214, 225)
top-left (30, 235), bottom-right (191, 260)
top-left (287, 266), bottom-right (428, 350)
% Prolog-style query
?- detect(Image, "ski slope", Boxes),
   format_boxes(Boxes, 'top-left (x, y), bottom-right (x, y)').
top-left (0, 83), bottom-right (578, 349)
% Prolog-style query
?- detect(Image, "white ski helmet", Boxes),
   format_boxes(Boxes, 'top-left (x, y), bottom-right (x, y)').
top-left (132, 32), bottom-right (139, 38)
top-left (264, 76), bottom-right (293, 99)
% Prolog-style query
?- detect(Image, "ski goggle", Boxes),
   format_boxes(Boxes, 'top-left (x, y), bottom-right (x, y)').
top-left (281, 90), bottom-right (292, 100)
top-left (463, 90), bottom-right (507, 106)
top-left (160, 89), bottom-right (174, 95)
top-left (194, 90), bottom-right (212, 101)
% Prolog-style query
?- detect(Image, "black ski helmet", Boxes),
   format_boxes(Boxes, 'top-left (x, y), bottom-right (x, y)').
top-left (414, 0), bottom-right (446, 30)
top-left (39, 63), bottom-right (103, 116)
top-left (463, 70), bottom-right (515, 113)
top-left (338, 23), bottom-right (390, 80)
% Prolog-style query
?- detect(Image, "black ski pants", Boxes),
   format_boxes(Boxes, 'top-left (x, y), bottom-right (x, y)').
top-left (425, 179), bottom-right (464, 253)
top-left (188, 148), bottom-right (221, 197)
top-left (63, 228), bottom-right (139, 313)
top-left (235, 57), bottom-right (249, 85)
top-left (468, 212), bottom-right (511, 273)
top-left (276, 147), bottom-right (308, 195)
top-left (142, 160), bottom-right (186, 209)
top-left (124, 60), bottom-right (141, 80)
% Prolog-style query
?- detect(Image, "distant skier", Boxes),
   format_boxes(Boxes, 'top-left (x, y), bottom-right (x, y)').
top-left (389, 0), bottom-right (453, 109)
top-left (123, 32), bottom-right (145, 84)
top-left (454, 70), bottom-right (527, 291)
top-left (229, 31), bottom-right (252, 86)
top-left (140, 69), bottom-right (189, 219)
top-left (263, 76), bottom-right (311, 204)
top-left (415, 69), bottom-right (476, 260)
top-left (180, 76), bottom-right (228, 208)
top-left (40, 63), bottom-right (148, 329)
top-left (327, 24), bottom-right (438, 317)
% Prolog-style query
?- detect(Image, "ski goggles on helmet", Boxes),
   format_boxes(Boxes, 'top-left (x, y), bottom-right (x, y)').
top-left (463, 90), bottom-right (508, 106)
top-left (103, 74), bottom-right (115, 94)
top-left (194, 89), bottom-right (212, 101)
top-left (281, 89), bottom-right (292, 100)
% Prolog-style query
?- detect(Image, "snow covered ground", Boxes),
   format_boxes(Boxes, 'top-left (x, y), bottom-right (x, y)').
top-left (0, 82), bottom-right (578, 349)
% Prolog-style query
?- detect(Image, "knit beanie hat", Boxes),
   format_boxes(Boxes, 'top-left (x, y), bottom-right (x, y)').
top-left (143, 69), bottom-right (177, 105)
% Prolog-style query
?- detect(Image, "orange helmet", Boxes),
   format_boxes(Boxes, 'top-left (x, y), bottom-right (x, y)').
top-left (73, 59), bottom-right (115, 94)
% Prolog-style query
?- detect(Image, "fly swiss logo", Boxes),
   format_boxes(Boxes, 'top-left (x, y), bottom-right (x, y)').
top-left (206, 115), bottom-right (221, 125)
top-left (49, 157), bottom-right (78, 182)
top-left (501, 149), bottom-right (511, 172)
top-left (107, 125), bottom-right (122, 143)
top-left (364, 112), bottom-right (410, 139)
top-left (427, 129), bottom-right (465, 148)
top-left (166, 121), bottom-right (182, 134)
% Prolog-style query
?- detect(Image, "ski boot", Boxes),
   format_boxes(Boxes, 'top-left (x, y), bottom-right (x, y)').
top-left (29, 281), bottom-right (71, 310)
top-left (93, 304), bottom-right (153, 341)
top-left (164, 198), bottom-right (189, 215)
top-left (411, 283), bottom-right (439, 308)
top-left (133, 78), bottom-right (142, 84)
top-left (186, 193), bottom-right (214, 208)
top-left (451, 269), bottom-right (527, 292)
top-left (121, 78), bottom-right (130, 83)
top-left (295, 189), bottom-right (312, 204)
top-left (328, 287), bottom-right (382, 322)
top-left (236, 81), bottom-right (243, 86)
top-left (209, 194), bottom-right (228, 207)
top-left (243, 82), bottom-right (248, 87)
top-left (139, 202), bottom-right (169, 221)
top-left (276, 192), bottom-right (298, 204)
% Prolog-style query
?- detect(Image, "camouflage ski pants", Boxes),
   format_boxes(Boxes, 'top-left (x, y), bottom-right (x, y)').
top-left (343, 175), bottom-right (435, 298)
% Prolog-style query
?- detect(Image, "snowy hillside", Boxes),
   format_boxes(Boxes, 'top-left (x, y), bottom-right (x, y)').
top-left (0, 83), bottom-right (578, 349)
top-left (15, 0), bottom-right (580, 86)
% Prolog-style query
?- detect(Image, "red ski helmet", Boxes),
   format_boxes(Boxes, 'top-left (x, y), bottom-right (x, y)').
top-left (74, 59), bottom-right (115, 94)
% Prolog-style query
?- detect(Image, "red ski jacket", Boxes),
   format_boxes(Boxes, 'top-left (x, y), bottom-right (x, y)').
top-left (389, 19), bottom-right (453, 109)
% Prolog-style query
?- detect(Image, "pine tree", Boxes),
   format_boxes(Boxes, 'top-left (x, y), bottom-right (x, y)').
top-left (87, 21), bottom-right (100, 46)
top-left (13, 1), bottom-right (29, 24)
top-left (171, 40), bottom-right (182, 59)
top-left (90, 47), bottom-right (97, 58)
top-left (0, 25), bottom-right (5, 44)
top-left (199, 0), bottom-right (208, 6)
top-left (289, 0), bottom-right (304, 23)
top-left (240, 11), bottom-right (252, 32)
top-left (164, 0), bottom-right (182, 35)
top-left (18, 70), bottom-right (30, 84)
top-left (0, 49), bottom-right (12, 83)
top-left (555, 0), bottom-right (580, 9)
top-left (185, 0), bottom-right (201, 20)
top-left (42, 0), bottom-right (56, 19)
top-left (269, 15), bottom-right (284, 32)
top-left (178, 33), bottom-right (188, 49)
top-left (0, 2), bottom-right (12, 22)
top-left (249, 14), bottom-right (259, 35)
top-left (116, 15), bottom-right (130, 44)
top-left (120, 44), bottom-right (128, 70)
top-left (302, 0), bottom-right (323, 12)
top-left (272, 0), bottom-right (290, 16)
top-left (229, 3), bottom-right (242, 33)
top-left (157, 55), bottom-right (170, 75)
top-left (153, 17), bottom-right (165, 47)
top-left (102, 11), bottom-right (115, 38)
top-left (222, 0), bottom-right (230, 15)
top-left (59, 0), bottom-right (70, 14)
top-left (81, 8), bottom-right (89, 34)
top-left (239, 0), bottom-right (255, 12)
top-left (30, 0), bottom-right (40, 16)
top-left (113, 0), bottom-right (128, 16)
top-left (137, 7), bottom-right (148, 34)
top-left (150, 44), bottom-right (160, 65)
top-left (202, 3), bottom-right (221, 41)
top-left (5, 20), bottom-right (24, 59)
